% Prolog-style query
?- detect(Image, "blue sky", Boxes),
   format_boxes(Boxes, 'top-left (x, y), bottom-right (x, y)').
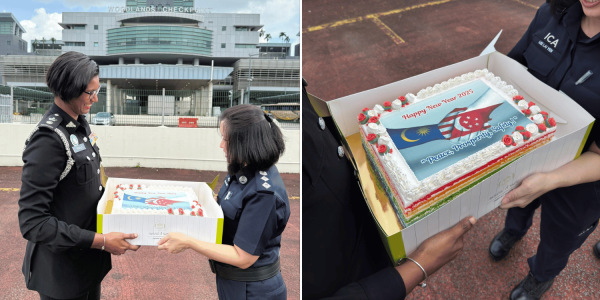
top-left (4, 0), bottom-right (300, 53)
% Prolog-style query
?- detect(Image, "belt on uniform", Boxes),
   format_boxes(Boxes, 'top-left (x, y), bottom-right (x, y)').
top-left (209, 258), bottom-right (280, 282)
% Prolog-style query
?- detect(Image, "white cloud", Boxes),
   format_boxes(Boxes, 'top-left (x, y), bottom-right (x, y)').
top-left (34, 0), bottom-right (123, 9)
top-left (21, 8), bottom-right (63, 52)
top-left (237, 0), bottom-right (300, 44)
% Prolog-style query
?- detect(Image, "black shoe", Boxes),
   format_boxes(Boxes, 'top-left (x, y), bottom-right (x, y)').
top-left (509, 271), bottom-right (554, 300)
top-left (594, 241), bottom-right (600, 260)
top-left (489, 229), bottom-right (521, 261)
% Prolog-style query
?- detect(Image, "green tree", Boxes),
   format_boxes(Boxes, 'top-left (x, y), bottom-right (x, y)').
top-left (32, 39), bottom-right (38, 52)
top-left (265, 33), bottom-right (271, 43)
top-left (41, 37), bottom-right (46, 49)
top-left (279, 32), bottom-right (286, 42)
top-left (50, 37), bottom-right (56, 49)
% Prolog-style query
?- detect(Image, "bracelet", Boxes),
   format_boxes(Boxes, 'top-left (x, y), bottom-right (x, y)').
top-left (397, 257), bottom-right (428, 288)
top-left (101, 234), bottom-right (105, 251)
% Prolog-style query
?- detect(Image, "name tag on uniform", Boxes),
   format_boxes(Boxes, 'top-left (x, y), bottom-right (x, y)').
top-left (89, 132), bottom-right (98, 146)
top-left (73, 144), bottom-right (86, 153)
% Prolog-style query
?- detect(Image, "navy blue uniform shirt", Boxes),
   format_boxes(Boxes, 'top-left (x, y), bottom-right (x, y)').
top-left (217, 165), bottom-right (290, 268)
top-left (508, 1), bottom-right (600, 150)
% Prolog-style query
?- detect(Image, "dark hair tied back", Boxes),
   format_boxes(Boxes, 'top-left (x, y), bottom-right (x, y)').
top-left (220, 105), bottom-right (285, 175)
top-left (264, 112), bottom-right (274, 123)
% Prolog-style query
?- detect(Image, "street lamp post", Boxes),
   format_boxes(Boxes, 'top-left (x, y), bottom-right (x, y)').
top-left (248, 53), bottom-right (260, 104)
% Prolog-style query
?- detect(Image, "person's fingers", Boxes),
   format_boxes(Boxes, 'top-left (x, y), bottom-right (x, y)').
top-left (501, 184), bottom-right (525, 205)
top-left (157, 235), bottom-right (169, 245)
top-left (451, 216), bottom-right (476, 237)
top-left (123, 233), bottom-right (138, 240)
top-left (157, 244), bottom-right (166, 251)
top-left (129, 245), bottom-right (140, 251)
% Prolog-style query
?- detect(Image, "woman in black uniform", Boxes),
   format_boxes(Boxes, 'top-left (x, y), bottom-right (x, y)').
top-left (158, 104), bottom-right (290, 300)
top-left (488, 1), bottom-right (600, 299)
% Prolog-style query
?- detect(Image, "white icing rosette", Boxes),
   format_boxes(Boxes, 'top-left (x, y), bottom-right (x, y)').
top-left (526, 123), bottom-right (538, 136)
top-left (533, 114), bottom-right (545, 124)
top-left (377, 124), bottom-right (388, 136)
top-left (373, 104), bottom-right (384, 115)
top-left (518, 100), bottom-right (529, 110)
top-left (441, 81), bottom-right (450, 90)
top-left (433, 83), bottom-right (442, 93)
top-left (405, 93), bottom-right (416, 103)
top-left (392, 99), bottom-right (403, 110)
top-left (379, 136), bottom-right (392, 146)
top-left (474, 69), bottom-right (484, 77)
top-left (485, 72), bottom-right (495, 81)
top-left (529, 105), bottom-right (541, 115)
top-left (512, 131), bottom-right (523, 144)
top-left (367, 110), bottom-right (377, 118)
top-left (507, 89), bottom-right (519, 97)
top-left (417, 90), bottom-right (426, 99)
top-left (367, 123), bottom-right (379, 134)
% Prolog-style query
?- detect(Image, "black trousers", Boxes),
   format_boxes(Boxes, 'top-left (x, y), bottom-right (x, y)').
top-left (504, 181), bottom-right (600, 282)
top-left (39, 285), bottom-right (100, 300)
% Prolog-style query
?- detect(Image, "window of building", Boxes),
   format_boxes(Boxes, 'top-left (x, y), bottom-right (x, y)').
top-left (222, 26), bottom-right (226, 31)
top-left (0, 22), bottom-right (13, 35)
top-left (94, 42), bottom-right (99, 47)
top-left (221, 43), bottom-right (226, 48)
top-left (73, 25), bottom-right (86, 30)
top-left (7, 41), bottom-right (10, 46)
top-left (235, 44), bottom-right (256, 48)
top-left (65, 42), bottom-right (85, 47)
top-left (235, 27), bottom-right (249, 31)
top-left (94, 25), bottom-right (98, 30)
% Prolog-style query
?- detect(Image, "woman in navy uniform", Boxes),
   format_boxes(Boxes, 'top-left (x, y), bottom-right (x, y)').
top-left (158, 104), bottom-right (290, 299)
top-left (487, 1), bottom-right (600, 299)
top-left (18, 51), bottom-right (140, 300)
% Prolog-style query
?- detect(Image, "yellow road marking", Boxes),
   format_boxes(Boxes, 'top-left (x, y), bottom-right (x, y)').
top-left (0, 188), bottom-right (19, 192)
top-left (304, 0), bottom-right (457, 34)
top-left (370, 17), bottom-right (405, 44)
top-left (512, 0), bottom-right (539, 9)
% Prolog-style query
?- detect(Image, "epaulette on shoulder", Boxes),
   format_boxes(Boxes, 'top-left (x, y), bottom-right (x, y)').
top-left (255, 170), bottom-right (274, 192)
top-left (38, 113), bottom-right (63, 130)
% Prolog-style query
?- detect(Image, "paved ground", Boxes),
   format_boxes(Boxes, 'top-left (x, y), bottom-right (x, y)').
top-left (303, 0), bottom-right (600, 299)
top-left (0, 167), bottom-right (299, 300)
top-left (303, 0), bottom-right (543, 101)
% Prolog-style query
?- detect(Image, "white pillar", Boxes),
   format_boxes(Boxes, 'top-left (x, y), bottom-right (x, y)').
top-left (199, 86), bottom-right (206, 116)
top-left (207, 82), bottom-right (213, 117)
top-left (135, 57), bottom-right (140, 64)
top-left (106, 80), bottom-right (112, 113)
top-left (193, 58), bottom-right (199, 66)
top-left (118, 57), bottom-right (124, 65)
top-left (177, 58), bottom-right (183, 65)
top-left (113, 85), bottom-right (118, 114)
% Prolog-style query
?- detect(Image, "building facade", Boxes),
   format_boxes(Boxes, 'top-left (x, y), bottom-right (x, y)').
top-left (1, 1), bottom-right (299, 119)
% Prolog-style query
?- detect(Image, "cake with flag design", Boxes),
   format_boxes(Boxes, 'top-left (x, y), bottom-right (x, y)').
top-left (358, 69), bottom-right (556, 228)
top-left (111, 184), bottom-right (205, 217)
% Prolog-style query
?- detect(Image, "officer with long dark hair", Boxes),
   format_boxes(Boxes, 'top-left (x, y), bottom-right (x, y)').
top-left (488, 1), bottom-right (600, 299)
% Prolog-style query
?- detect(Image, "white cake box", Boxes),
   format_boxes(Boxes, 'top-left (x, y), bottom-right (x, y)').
top-left (309, 51), bottom-right (595, 263)
top-left (96, 178), bottom-right (224, 246)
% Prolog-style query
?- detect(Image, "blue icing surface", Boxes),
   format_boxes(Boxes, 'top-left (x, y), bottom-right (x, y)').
top-left (380, 79), bottom-right (534, 181)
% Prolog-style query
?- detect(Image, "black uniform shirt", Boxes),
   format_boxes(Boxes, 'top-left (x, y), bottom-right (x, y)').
top-left (302, 81), bottom-right (406, 300)
top-left (18, 104), bottom-right (110, 299)
top-left (508, 1), bottom-right (600, 150)
top-left (217, 165), bottom-right (291, 268)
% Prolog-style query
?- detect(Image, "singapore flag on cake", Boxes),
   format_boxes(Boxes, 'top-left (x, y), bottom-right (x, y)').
top-left (388, 89), bottom-right (504, 149)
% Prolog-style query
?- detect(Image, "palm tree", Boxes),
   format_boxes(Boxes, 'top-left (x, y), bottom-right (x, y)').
top-left (50, 37), bottom-right (56, 49)
top-left (32, 39), bottom-right (38, 52)
top-left (41, 37), bottom-right (46, 50)
top-left (259, 29), bottom-right (265, 39)
top-left (265, 33), bottom-right (271, 43)
top-left (279, 32), bottom-right (286, 42)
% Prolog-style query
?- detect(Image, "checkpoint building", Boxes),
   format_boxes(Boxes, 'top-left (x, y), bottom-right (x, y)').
top-left (0, 0), bottom-right (299, 119)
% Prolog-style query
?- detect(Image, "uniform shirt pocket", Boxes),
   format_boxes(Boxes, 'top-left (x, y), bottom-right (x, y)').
top-left (221, 198), bottom-right (242, 221)
top-left (73, 153), bottom-right (94, 185)
top-left (523, 41), bottom-right (558, 78)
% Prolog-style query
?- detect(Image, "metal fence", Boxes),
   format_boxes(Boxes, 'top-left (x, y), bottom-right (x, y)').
top-left (0, 85), bottom-right (299, 129)
top-left (0, 93), bottom-right (12, 123)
